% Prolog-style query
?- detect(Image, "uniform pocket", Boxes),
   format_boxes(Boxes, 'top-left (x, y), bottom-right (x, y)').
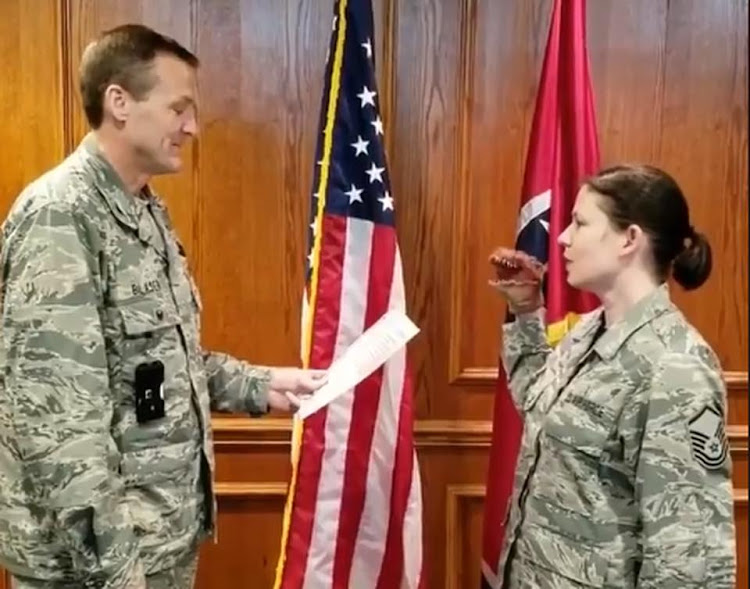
top-left (114, 298), bottom-right (182, 409)
top-left (516, 523), bottom-right (610, 586)
top-left (119, 439), bottom-right (197, 487)
top-left (544, 425), bottom-right (609, 461)
top-left (534, 416), bottom-right (625, 534)
top-left (523, 371), bottom-right (553, 413)
top-left (543, 407), bottom-right (613, 461)
top-left (120, 440), bottom-right (201, 546)
top-left (118, 298), bottom-right (180, 336)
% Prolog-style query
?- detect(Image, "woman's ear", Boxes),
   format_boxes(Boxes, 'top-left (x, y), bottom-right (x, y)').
top-left (621, 224), bottom-right (646, 256)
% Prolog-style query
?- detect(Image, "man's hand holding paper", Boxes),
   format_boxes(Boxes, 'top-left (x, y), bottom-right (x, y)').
top-left (288, 310), bottom-right (419, 419)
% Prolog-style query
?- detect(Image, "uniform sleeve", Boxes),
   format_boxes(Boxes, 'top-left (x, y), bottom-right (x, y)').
top-left (501, 309), bottom-right (551, 410)
top-left (165, 219), bottom-right (271, 418)
top-left (1, 203), bottom-right (143, 587)
top-left (635, 353), bottom-right (736, 588)
top-left (203, 353), bottom-right (271, 416)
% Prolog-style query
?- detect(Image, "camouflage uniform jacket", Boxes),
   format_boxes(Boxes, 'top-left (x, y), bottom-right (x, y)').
top-left (497, 284), bottom-right (736, 588)
top-left (0, 134), bottom-right (271, 587)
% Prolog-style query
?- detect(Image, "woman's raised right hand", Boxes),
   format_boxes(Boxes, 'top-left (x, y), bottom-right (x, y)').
top-left (488, 247), bottom-right (545, 313)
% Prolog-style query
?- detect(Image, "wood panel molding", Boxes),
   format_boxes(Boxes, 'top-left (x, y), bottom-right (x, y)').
top-left (446, 484), bottom-right (485, 589)
top-left (382, 0), bottom-right (396, 157)
top-left (212, 416), bottom-right (748, 451)
top-left (451, 367), bottom-right (749, 390)
top-left (213, 417), bottom-right (495, 448)
top-left (447, 0), bottom-right (479, 386)
top-left (214, 482), bottom-right (288, 498)
top-left (736, 490), bottom-right (749, 506)
top-left (59, 0), bottom-right (75, 156)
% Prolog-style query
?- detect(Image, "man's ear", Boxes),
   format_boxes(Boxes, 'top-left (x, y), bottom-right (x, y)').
top-left (102, 84), bottom-right (131, 125)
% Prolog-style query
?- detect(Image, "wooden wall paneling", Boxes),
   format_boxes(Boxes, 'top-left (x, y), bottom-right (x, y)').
top-left (652, 0), bottom-right (748, 370)
top-left (731, 426), bottom-right (749, 495)
top-left (372, 0), bottom-right (395, 135)
top-left (729, 372), bottom-right (750, 584)
top-left (728, 373), bottom-right (749, 426)
top-left (449, 0), bottom-right (748, 398)
top-left (195, 486), bottom-right (289, 588)
top-left (587, 1), bottom-right (669, 163)
top-left (0, 0), bottom-right (65, 218)
top-left (67, 0), bottom-right (199, 258)
top-left (448, 0), bottom-right (552, 399)
top-left (194, 0), bottom-right (330, 366)
top-left (408, 445), bottom-right (490, 588)
top-left (390, 0), bottom-right (470, 419)
top-left (208, 418), bottom-right (497, 589)
top-left (445, 485), bottom-right (485, 589)
top-left (195, 426), bottom-right (295, 586)
top-left (736, 494), bottom-right (749, 589)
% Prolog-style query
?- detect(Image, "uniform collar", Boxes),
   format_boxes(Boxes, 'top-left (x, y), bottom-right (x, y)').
top-left (592, 283), bottom-right (673, 360)
top-left (569, 308), bottom-right (606, 346)
top-left (78, 133), bottom-right (157, 231)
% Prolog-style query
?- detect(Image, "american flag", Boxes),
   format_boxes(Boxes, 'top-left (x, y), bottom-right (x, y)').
top-left (274, 1), bottom-right (424, 588)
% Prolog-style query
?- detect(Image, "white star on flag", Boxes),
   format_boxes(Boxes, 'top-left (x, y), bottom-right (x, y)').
top-left (378, 191), bottom-right (394, 211)
top-left (539, 219), bottom-right (550, 232)
top-left (365, 162), bottom-right (385, 184)
top-left (350, 135), bottom-right (369, 156)
top-left (362, 38), bottom-right (373, 58)
top-left (370, 116), bottom-right (384, 135)
top-left (310, 221), bottom-right (317, 236)
top-left (357, 86), bottom-right (376, 108)
top-left (345, 184), bottom-right (364, 204)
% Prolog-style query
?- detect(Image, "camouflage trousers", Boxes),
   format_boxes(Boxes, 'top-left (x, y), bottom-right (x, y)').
top-left (11, 550), bottom-right (199, 589)
top-left (145, 550), bottom-right (199, 589)
top-left (503, 559), bottom-right (604, 589)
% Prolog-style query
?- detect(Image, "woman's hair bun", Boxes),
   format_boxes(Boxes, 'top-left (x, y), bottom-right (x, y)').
top-left (672, 229), bottom-right (712, 290)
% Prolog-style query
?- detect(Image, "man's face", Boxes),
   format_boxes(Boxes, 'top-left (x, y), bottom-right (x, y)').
top-left (123, 53), bottom-right (198, 175)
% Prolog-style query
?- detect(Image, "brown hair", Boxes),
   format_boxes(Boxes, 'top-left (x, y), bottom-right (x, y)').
top-left (79, 23), bottom-right (199, 128)
top-left (586, 164), bottom-right (711, 290)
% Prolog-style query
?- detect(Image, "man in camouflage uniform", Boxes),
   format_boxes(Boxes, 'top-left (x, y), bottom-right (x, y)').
top-left (0, 24), bottom-right (324, 589)
top-left (496, 284), bottom-right (736, 587)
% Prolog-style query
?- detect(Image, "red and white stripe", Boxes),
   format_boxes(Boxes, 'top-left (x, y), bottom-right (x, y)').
top-left (279, 215), bottom-right (423, 589)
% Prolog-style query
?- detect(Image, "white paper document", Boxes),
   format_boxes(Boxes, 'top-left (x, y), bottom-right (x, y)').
top-left (293, 309), bottom-right (420, 419)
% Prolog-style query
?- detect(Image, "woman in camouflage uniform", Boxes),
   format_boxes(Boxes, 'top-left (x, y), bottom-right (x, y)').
top-left (489, 164), bottom-right (736, 588)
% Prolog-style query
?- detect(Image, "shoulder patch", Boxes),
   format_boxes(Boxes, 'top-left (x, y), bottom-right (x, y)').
top-left (688, 404), bottom-right (728, 470)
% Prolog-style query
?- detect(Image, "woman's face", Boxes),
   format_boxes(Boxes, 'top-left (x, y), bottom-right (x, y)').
top-left (557, 185), bottom-right (630, 294)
